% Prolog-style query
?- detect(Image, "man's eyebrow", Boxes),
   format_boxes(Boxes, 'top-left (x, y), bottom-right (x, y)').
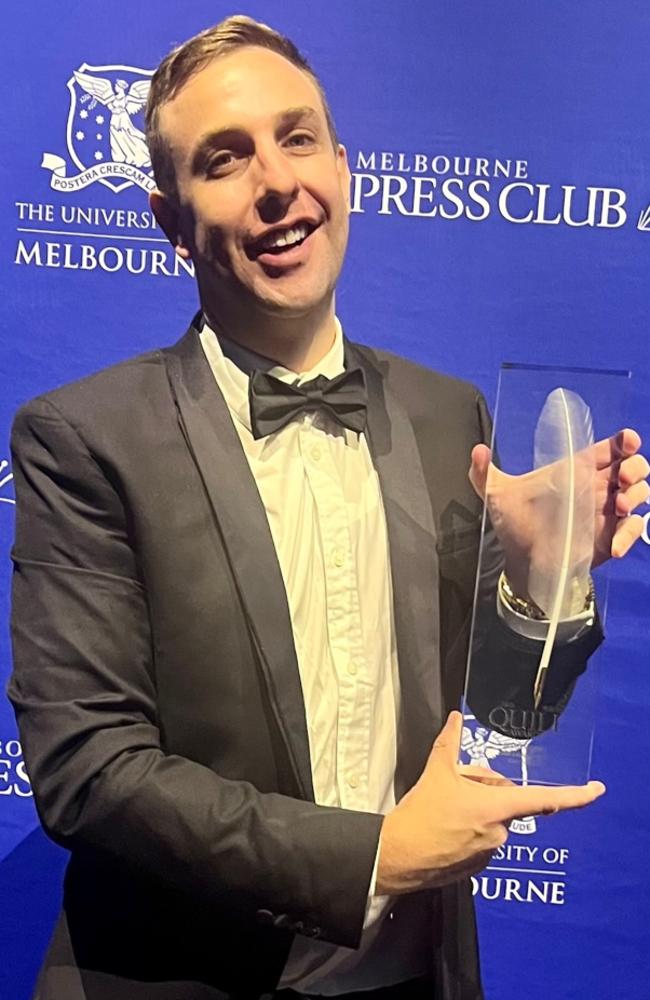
top-left (276, 106), bottom-right (321, 130)
top-left (190, 107), bottom-right (322, 174)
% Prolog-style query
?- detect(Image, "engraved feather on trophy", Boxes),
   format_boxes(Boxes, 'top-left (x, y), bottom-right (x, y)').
top-left (73, 69), bottom-right (151, 168)
top-left (529, 389), bottom-right (595, 708)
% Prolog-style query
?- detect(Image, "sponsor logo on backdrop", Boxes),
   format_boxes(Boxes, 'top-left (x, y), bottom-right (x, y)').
top-left (0, 472), bottom-right (25, 799)
top-left (0, 461), bottom-right (15, 506)
top-left (462, 713), bottom-right (570, 905)
top-left (12, 69), bottom-right (650, 276)
top-left (42, 64), bottom-right (155, 195)
top-left (351, 150), bottom-right (649, 232)
top-left (473, 840), bottom-right (570, 906)
top-left (13, 61), bottom-right (193, 279)
top-left (642, 510), bottom-right (650, 546)
top-left (637, 205), bottom-right (650, 231)
top-left (0, 739), bottom-right (32, 798)
top-left (0, 469), bottom-right (32, 803)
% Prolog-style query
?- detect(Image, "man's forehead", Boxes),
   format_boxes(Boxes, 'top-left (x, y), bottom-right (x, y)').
top-left (159, 47), bottom-right (326, 146)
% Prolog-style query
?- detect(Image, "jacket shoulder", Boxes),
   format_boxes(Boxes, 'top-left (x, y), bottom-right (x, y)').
top-left (13, 348), bottom-right (167, 431)
top-left (352, 342), bottom-right (485, 415)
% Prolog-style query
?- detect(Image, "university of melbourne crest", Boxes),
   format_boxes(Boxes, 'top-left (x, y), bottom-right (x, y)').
top-left (42, 63), bottom-right (155, 194)
top-left (461, 714), bottom-right (537, 834)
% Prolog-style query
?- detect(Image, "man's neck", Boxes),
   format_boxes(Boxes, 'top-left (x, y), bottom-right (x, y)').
top-left (201, 297), bottom-right (337, 374)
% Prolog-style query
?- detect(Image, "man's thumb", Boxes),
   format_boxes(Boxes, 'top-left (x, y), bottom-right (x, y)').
top-left (427, 710), bottom-right (463, 768)
top-left (468, 444), bottom-right (492, 500)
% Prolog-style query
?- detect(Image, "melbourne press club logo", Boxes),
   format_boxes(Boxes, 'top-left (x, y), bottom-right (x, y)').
top-left (13, 61), bottom-right (193, 279)
top-left (349, 149), bottom-right (650, 232)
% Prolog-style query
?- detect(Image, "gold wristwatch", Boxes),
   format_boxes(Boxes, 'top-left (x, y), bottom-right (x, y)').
top-left (498, 572), bottom-right (595, 620)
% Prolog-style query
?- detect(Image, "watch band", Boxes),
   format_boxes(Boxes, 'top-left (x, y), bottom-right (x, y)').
top-left (498, 571), bottom-right (595, 621)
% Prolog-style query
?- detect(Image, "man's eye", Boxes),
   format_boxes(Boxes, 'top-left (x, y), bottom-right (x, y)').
top-left (285, 132), bottom-right (314, 148)
top-left (207, 152), bottom-right (236, 174)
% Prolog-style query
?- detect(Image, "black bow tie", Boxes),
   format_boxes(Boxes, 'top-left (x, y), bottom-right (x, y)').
top-left (248, 367), bottom-right (368, 440)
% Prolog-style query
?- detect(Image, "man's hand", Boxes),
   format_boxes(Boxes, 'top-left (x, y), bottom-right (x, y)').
top-left (375, 712), bottom-right (604, 896)
top-left (469, 428), bottom-right (649, 600)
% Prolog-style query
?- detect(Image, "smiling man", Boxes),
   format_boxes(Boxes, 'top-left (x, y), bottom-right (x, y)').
top-left (148, 41), bottom-right (351, 372)
top-left (8, 15), bottom-right (649, 1000)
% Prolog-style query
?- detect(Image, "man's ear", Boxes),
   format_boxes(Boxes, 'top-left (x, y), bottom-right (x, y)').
top-left (149, 189), bottom-right (192, 260)
top-left (336, 144), bottom-right (352, 213)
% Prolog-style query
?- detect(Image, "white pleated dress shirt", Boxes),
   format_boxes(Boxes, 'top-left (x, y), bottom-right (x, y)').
top-left (199, 320), bottom-right (431, 995)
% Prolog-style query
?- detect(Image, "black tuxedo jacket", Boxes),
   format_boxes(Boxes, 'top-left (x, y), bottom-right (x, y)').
top-left (8, 318), bottom-right (600, 1000)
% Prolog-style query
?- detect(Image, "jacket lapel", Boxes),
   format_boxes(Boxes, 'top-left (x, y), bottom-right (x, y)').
top-left (163, 322), bottom-right (314, 801)
top-left (347, 342), bottom-right (443, 795)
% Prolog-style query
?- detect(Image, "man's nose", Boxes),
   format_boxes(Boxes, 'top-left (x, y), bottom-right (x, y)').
top-left (254, 150), bottom-right (299, 224)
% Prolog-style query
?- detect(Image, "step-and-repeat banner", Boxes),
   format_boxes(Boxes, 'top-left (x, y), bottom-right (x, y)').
top-left (2, 3), bottom-right (649, 998)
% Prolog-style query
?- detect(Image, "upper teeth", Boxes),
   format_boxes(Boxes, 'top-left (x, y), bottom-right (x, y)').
top-left (261, 223), bottom-right (310, 250)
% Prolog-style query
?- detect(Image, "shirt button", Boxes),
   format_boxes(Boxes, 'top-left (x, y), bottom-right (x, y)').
top-left (333, 548), bottom-right (345, 568)
top-left (310, 445), bottom-right (322, 462)
top-left (347, 660), bottom-right (358, 677)
top-left (347, 774), bottom-right (359, 789)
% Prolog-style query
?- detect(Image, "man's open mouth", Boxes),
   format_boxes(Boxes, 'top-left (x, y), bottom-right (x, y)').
top-left (246, 221), bottom-right (320, 259)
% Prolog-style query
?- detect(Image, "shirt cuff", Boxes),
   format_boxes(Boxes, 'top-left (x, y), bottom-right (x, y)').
top-left (496, 588), bottom-right (596, 643)
top-left (362, 836), bottom-right (392, 930)
top-left (368, 837), bottom-right (381, 898)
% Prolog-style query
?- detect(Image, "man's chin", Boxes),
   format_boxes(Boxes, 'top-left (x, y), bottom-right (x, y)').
top-left (255, 293), bottom-right (326, 317)
top-left (249, 277), bottom-right (334, 317)
top-left (199, 263), bottom-right (337, 322)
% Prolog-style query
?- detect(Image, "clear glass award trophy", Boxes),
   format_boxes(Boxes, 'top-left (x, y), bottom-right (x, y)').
top-left (459, 363), bottom-right (630, 787)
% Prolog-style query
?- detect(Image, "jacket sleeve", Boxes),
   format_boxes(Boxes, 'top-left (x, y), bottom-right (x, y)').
top-left (8, 396), bottom-right (382, 950)
top-left (465, 389), bottom-right (604, 736)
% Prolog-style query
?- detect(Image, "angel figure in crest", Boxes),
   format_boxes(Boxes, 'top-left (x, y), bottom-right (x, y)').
top-left (461, 726), bottom-right (538, 834)
top-left (461, 724), bottom-right (532, 786)
top-left (73, 70), bottom-right (151, 168)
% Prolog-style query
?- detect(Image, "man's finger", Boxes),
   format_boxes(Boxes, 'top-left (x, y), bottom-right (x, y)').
top-left (615, 480), bottom-right (650, 516)
top-left (617, 453), bottom-right (650, 488)
top-left (611, 514), bottom-right (644, 558)
top-left (496, 780), bottom-right (606, 822)
top-left (592, 428), bottom-right (641, 471)
top-left (458, 765), bottom-right (516, 787)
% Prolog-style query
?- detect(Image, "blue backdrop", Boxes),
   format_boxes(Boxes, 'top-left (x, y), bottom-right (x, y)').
top-left (2, 3), bottom-right (649, 998)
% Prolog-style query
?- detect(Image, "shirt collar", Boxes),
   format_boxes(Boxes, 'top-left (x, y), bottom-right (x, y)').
top-left (198, 316), bottom-right (346, 433)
